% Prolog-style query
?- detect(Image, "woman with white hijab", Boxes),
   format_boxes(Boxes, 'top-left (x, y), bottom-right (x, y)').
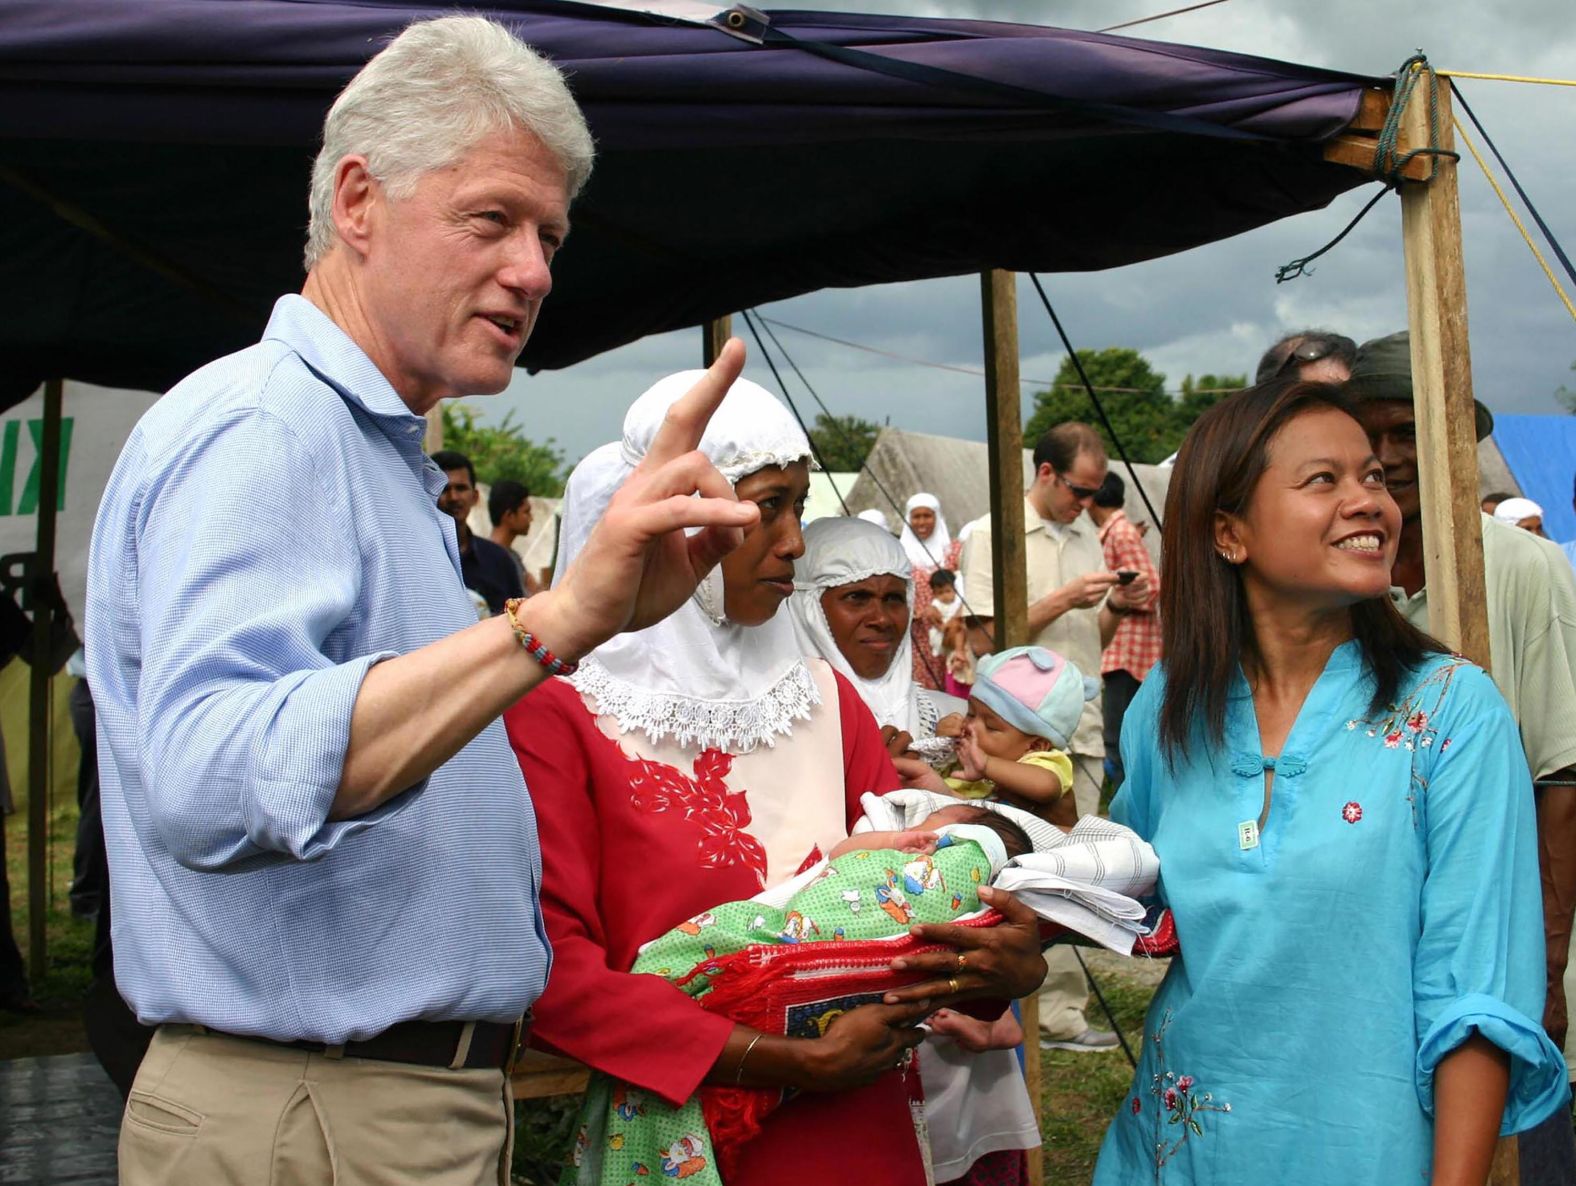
top-left (504, 373), bottom-right (1046, 1186)
top-left (790, 515), bottom-right (1040, 1186)
top-left (901, 492), bottom-right (962, 689)
top-left (789, 516), bottom-right (964, 739)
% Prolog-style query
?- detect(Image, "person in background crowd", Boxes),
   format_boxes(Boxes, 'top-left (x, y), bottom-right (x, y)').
top-left (1087, 472), bottom-right (1160, 789)
top-left (487, 477), bottom-right (537, 593)
top-left (1253, 329), bottom-right (1357, 385)
top-left (1494, 496), bottom-right (1548, 538)
top-left (434, 448), bottom-right (525, 614)
top-left (1095, 376), bottom-right (1567, 1186)
top-left (789, 515), bottom-right (965, 742)
top-left (856, 507), bottom-right (892, 532)
top-left (1347, 329), bottom-right (1576, 1183)
top-left (85, 18), bottom-right (774, 1184)
top-left (959, 421), bottom-right (1151, 1054)
top-left (66, 651), bottom-right (107, 920)
top-left (1483, 491), bottom-right (1517, 516)
top-left (902, 492), bottom-right (962, 691)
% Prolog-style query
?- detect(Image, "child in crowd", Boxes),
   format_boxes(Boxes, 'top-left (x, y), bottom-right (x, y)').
top-left (945, 646), bottom-right (1098, 829)
top-left (568, 800), bottom-right (1035, 1186)
top-left (925, 568), bottom-right (964, 658)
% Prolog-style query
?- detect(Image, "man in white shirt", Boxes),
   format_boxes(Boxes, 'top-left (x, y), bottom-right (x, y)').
top-left (959, 422), bottom-right (1150, 1051)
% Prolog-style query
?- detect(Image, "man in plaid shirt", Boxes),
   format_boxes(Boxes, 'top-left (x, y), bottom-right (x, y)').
top-left (1089, 473), bottom-right (1160, 788)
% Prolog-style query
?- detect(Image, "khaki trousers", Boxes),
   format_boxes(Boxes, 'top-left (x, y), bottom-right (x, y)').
top-left (119, 1026), bottom-right (513, 1186)
top-left (1037, 754), bottom-right (1104, 1041)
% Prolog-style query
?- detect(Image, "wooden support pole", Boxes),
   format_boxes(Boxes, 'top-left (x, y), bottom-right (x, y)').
top-left (1400, 76), bottom-right (1491, 668)
top-left (423, 403), bottom-right (443, 454)
top-left (26, 378), bottom-right (63, 977)
top-left (981, 269), bottom-right (1044, 1185)
top-left (703, 316), bottom-right (733, 367)
top-left (1400, 73), bottom-right (1511, 1182)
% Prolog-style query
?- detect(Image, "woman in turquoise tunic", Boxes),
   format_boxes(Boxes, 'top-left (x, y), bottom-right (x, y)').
top-left (1093, 379), bottom-right (1568, 1186)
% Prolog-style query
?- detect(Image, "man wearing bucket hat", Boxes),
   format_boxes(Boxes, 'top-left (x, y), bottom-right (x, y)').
top-left (1348, 331), bottom-right (1576, 1177)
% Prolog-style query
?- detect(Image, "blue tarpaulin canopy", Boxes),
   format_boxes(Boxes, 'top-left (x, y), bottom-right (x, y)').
top-left (0, 1), bottom-right (1385, 403)
top-left (1491, 414), bottom-right (1576, 544)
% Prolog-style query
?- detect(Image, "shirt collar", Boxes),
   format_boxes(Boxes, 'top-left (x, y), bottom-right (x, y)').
top-left (1023, 497), bottom-right (1088, 537)
top-left (262, 295), bottom-right (429, 438)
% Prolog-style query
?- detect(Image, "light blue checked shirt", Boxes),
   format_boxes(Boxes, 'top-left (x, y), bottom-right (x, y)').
top-left (86, 295), bottom-right (549, 1043)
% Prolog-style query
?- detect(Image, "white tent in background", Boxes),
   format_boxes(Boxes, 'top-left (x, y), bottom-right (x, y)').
top-left (845, 427), bottom-right (1169, 567)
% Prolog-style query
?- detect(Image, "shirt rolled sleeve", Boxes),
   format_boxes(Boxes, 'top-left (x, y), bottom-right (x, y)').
top-left (132, 407), bottom-right (403, 869)
top-left (1409, 666), bottom-right (1570, 1132)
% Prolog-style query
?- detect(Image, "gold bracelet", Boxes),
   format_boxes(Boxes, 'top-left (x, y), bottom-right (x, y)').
top-left (735, 1032), bottom-right (766, 1084)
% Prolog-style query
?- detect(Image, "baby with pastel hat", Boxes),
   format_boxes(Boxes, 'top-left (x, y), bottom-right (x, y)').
top-left (945, 645), bottom-right (1099, 824)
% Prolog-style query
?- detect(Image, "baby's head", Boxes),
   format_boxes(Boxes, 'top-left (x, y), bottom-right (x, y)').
top-left (929, 568), bottom-right (957, 602)
top-left (918, 804), bottom-right (1032, 861)
top-left (966, 645), bottom-right (1097, 761)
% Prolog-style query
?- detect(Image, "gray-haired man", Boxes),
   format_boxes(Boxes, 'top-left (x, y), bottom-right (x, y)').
top-left (90, 17), bottom-right (760, 1185)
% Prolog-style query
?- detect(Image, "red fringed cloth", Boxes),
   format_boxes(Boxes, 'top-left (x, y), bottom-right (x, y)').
top-left (689, 910), bottom-right (1004, 1178)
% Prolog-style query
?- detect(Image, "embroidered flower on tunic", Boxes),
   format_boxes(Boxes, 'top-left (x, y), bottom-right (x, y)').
top-left (1342, 801), bottom-right (1363, 824)
top-left (1143, 1011), bottom-right (1231, 1181)
top-left (1345, 658), bottom-right (1469, 827)
top-left (625, 749), bottom-right (769, 885)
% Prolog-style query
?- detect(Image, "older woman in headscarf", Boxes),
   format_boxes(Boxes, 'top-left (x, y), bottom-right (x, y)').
top-left (790, 515), bottom-right (965, 742)
top-left (901, 493), bottom-right (962, 690)
top-left (504, 373), bottom-right (1046, 1186)
top-left (789, 514), bottom-right (1040, 1186)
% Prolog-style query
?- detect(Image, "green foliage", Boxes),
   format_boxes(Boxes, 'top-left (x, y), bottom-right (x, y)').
top-left (1557, 360), bottom-right (1576, 413)
top-left (1024, 349), bottom-right (1246, 463)
top-left (808, 411), bottom-right (882, 472)
top-left (441, 403), bottom-right (568, 497)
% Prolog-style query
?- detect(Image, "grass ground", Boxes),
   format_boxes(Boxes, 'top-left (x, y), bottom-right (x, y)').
top-left (1, 793), bottom-right (95, 1061)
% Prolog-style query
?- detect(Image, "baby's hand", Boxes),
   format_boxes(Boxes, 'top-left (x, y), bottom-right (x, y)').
top-left (934, 713), bottom-right (965, 738)
top-left (892, 830), bottom-right (941, 855)
top-left (956, 732), bottom-right (988, 781)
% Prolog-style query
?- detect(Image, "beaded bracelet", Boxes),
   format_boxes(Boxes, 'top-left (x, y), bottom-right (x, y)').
top-left (503, 597), bottom-right (579, 677)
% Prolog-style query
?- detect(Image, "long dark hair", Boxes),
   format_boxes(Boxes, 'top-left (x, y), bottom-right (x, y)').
top-left (1157, 378), bottom-right (1444, 761)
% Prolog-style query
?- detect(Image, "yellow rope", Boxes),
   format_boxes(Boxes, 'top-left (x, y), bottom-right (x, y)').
top-left (1437, 70), bottom-right (1576, 87)
top-left (1451, 114), bottom-right (1576, 325)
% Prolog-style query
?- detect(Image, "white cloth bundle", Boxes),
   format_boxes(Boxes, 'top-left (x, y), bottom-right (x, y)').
top-left (857, 791), bottom-right (1159, 954)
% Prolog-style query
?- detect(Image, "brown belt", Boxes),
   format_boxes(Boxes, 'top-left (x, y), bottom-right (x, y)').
top-left (193, 1016), bottom-right (527, 1073)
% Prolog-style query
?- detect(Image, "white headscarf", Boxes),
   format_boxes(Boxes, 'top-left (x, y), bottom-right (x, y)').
top-left (555, 371), bottom-right (817, 752)
top-left (1492, 496), bottom-right (1543, 526)
top-left (855, 507), bottom-right (891, 532)
top-left (899, 492), bottom-right (953, 569)
top-left (788, 516), bottom-right (933, 736)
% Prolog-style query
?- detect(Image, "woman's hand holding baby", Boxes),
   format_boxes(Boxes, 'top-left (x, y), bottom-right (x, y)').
top-left (883, 886), bottom-right (1047, 1006)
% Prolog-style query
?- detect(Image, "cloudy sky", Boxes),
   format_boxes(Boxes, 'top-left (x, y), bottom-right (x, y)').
top-left (482, 0), bottom-right (1576, 467)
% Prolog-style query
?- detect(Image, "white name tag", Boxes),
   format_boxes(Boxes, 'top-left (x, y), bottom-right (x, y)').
top-left (1237, 819), bottom-right (1260, 850)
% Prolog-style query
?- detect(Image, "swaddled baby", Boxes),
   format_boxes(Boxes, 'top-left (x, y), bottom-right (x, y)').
top-left (566, 803), bottom-right (1032, 1186)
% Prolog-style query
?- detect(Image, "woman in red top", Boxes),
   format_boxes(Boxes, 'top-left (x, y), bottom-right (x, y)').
top-left (507, 373), bottom-right (1044, 1186)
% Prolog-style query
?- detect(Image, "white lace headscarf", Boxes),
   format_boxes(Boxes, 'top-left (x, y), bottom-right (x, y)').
top-left (899, 491), bottom-right (953, 569)
top-left (788, 516), bottom-right (923, 735)
top-left (554, 371), bottom-right (816, 753)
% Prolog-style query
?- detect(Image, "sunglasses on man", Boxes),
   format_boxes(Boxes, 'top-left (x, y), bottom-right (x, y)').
top-left (1056, 474), bottom-right (1101, 501)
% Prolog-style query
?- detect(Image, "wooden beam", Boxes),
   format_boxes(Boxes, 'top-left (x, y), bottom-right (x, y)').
top-left (1398, 70), bottom-right (1509, 1181)
top-left (423, 403), bottom-right (443, 453)
top-left (1349, 87), bottom-right (1391, 132)
top-left (703, 316), bottom-right (733, 367)
top-left (1400, 76), bottom-right (1491, 668)
top-left (27, 378), bottom-right (63, 977)
top-left (981, 268), bottom-right (1043, 1184)
top-left (509, 1050), bottom-right (591, 1099)
top-left (1322, 133), bottom-right (1433, 181)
